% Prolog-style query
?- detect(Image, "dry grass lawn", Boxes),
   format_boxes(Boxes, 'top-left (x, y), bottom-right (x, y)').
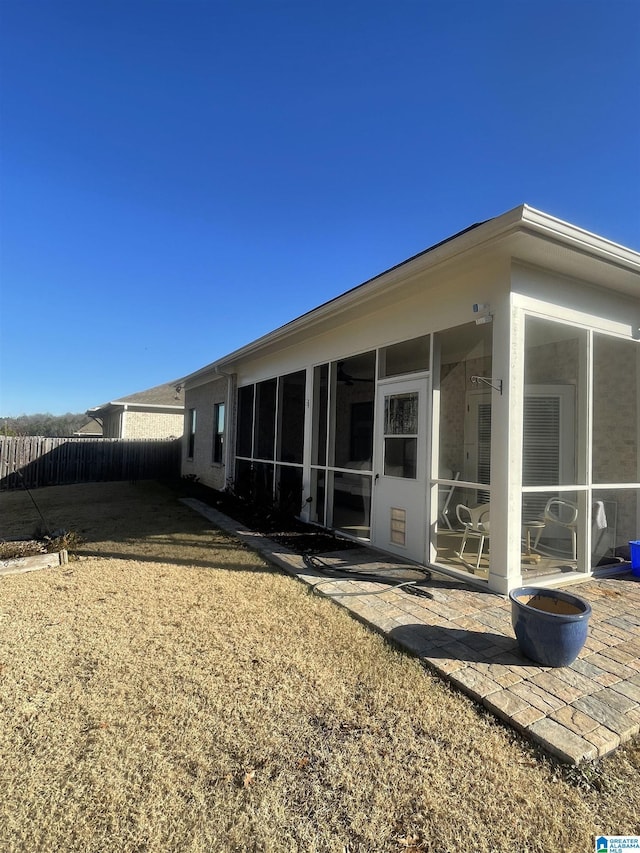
top-left (1, 480), bottom-right (639, 853)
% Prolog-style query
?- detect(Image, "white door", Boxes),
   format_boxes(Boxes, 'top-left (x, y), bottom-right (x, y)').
top-left (372, 378), bottom-right (428, 562)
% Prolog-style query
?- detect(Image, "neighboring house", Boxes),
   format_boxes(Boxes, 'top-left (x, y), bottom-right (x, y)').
top-left (73, 420), bottom-right (103, 437)
top-left (181, 205), bottom-right (640, 595)
top-left (87, 380), bottom-right (185, 439)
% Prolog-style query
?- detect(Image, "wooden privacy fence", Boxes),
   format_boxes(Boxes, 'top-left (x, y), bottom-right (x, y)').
top-left (0, 437), bottom-right (182, 490)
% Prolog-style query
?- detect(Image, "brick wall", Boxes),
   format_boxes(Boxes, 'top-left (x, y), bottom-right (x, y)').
top-left (125, 410), bottom-right (184, 440)
top-left (182, 376), bottom-right (229, 491)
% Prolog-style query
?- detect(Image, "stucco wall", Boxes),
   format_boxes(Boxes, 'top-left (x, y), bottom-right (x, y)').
top-left (182, 376), bottom-right (229, 491)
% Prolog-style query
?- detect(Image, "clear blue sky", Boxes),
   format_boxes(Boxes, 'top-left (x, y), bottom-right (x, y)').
top-left (1, 0), bottom-right (639, 416)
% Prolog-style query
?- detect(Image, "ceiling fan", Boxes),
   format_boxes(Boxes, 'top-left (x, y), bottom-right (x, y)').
top-left (337, 362), bottom-right (373, 386)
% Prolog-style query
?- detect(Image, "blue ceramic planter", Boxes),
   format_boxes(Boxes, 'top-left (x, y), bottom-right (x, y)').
top-left (509, 586), bottom-right (592, 667)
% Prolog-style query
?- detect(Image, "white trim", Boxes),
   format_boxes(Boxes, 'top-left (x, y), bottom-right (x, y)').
top-left (87, 402), bottom-right (184, 414)
top-left (377, 370), bottom-right (430, 387)
top-left (512, 292), bottom-right (637, 339)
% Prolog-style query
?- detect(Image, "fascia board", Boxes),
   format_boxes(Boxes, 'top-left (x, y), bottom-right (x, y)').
top-left (122, 403), bottom-right (184, 411)
top-left (86, 403), bottom-right (117, 416)
top-left (183, 371), bottom-right (231, 393)
top-left (87, 400), bottom-right (127, 415)
top-left (87, 402), bottom-right (184, 414)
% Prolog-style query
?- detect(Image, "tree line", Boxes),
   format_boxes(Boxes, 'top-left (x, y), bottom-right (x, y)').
top-left (0, 413), bottom-right (90, 437)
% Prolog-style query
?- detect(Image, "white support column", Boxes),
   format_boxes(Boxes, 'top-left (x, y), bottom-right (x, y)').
top-left (428, 333), bottom-right (442, 565)
top-left (582, 331), bottom-right (594, 571)
top-left (636, 345), bottom-right (640, 534)
top-left (300, 365), bottom-right (314, 522)
top-left (488, 297), bottom-right (524, 595)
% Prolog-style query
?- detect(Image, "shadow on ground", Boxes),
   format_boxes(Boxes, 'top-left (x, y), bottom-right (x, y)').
top-left (389, 623), bottom-right (530, 666)
top-left (1, 480), bottom-right (289, 574)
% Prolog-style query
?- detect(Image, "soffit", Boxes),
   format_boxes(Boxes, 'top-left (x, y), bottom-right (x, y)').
top-left (506, 229), bottom-right (640, 298)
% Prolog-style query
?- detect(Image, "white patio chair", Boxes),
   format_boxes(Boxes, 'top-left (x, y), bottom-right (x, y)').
top-left (456, 503), bottom-right (490, 571)
top-left (540, 498), bottom-right (578, 561)
top-left (438, 470), bottom-right (460, 530)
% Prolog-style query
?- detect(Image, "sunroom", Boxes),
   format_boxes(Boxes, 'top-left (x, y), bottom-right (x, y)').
top-left (181, 206), bottom-right (640, 595)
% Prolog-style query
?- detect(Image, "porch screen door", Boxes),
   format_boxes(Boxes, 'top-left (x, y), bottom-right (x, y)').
top-left (372, 378), bottom-right (428, 562)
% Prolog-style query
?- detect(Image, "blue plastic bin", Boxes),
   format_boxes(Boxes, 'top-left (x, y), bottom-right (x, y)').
top-left (630, 541), bottom-right (640, 577)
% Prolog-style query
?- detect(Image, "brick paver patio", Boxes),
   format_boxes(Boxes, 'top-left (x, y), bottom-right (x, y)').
top-left (183, 498), bottom-right (640, 765)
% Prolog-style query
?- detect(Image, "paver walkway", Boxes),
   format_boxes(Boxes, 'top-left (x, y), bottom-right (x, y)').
top-left (183, 498), bottom-right (640, 765)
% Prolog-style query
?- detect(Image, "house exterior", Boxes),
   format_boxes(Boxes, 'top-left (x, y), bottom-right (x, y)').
top-left (181, 205), bottom-right (640, 595)
top-left (87, 380), bottom-right (185, 439)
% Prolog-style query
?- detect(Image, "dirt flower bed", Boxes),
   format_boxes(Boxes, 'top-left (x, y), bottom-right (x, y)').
top-left (0, 531), bottom-right (82, 561)
top-left (0, 481), bottom-right (639, 853)
top-left (176, 479), bottom-right (362, 555)
top-left (0, 538), bottom-right (48, 560)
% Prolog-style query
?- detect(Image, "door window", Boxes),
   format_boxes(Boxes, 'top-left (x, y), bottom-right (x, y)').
top-left (383, 391), bottom-right (418, 478)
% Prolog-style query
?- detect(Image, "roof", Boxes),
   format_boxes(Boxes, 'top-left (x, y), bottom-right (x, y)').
top-left (87, 380), bottom-right (185, 415)
top-left (183, 204), bottom-right (640, 386)
top-left (73, 420), bottom-right (103, 436)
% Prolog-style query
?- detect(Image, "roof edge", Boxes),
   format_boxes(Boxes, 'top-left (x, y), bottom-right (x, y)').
top-left (519, 205), bottom-right (640, 268)
top-left (86, 402), bottom-right (185, 414)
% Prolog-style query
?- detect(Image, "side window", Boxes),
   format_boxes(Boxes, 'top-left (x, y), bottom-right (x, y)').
top-left (213, 402), bottom-right (225, 464)
top-left (187, 408), bottom-right (196, 458)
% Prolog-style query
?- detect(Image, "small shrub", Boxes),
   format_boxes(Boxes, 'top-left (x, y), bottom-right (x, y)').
top-left (45, 530), bottom-right (84, 554)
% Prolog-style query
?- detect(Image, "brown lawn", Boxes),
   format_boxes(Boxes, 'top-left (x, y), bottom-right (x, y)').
top-left (1, 481), bottom-right (639, 852)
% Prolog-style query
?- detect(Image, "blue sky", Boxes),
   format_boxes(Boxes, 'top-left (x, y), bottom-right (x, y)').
top-left (1, 0), bottom-right (639, 416)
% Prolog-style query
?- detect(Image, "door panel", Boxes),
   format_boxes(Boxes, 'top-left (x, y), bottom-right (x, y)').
top-left (373, 378), bottom-right (428, 561)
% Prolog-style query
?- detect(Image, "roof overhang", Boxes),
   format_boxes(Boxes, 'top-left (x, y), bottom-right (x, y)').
top-left (86, 402), bottom-right (185, 416)
top-left (183, 204), bottom-right (640, 386)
